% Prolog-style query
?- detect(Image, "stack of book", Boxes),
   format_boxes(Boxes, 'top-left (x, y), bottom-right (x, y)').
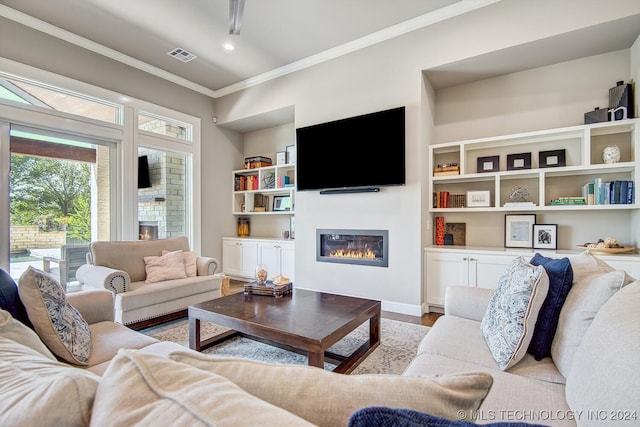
top-left (244, 156), bottom-right (273, 169)
top-left (235, 175), bottom-right (259, 191)
top-left (433, 192), bottom-right (466, 208)
top-left (550, 197), bottom-right (585, 205)
top-left (581, 178), bottom-right (634, 205)
top-left (433, 163), bottom-right (460, 176)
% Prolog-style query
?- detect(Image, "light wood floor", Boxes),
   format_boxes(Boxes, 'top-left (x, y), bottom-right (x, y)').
top-left (228, 280), bottom-right (442, 327)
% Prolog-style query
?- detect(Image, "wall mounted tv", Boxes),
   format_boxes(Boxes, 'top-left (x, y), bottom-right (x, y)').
top-left (138, 155), bottom-right (152, 189)
top-left (295, 106), bottom-right (405, 193)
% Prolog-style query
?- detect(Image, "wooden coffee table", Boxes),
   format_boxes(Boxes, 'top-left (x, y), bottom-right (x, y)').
top-left (188, 288), bottom-right (381, 374)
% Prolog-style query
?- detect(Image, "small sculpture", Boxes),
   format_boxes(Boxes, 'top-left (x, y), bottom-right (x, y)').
top-left (603, 145), bottom-right (621, 164)
top-left (509, 186), bottom-right (530, 203)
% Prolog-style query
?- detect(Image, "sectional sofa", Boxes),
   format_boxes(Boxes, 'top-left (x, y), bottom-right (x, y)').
top-left (1, 249), bottom-right (639, 426)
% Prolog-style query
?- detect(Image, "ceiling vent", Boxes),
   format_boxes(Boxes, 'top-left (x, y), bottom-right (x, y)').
top-left (167, 48), bottom-right (197, 63)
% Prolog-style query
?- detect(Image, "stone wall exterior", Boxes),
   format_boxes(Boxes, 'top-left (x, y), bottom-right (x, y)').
top-left (10, 226), bottom-right (66, 252)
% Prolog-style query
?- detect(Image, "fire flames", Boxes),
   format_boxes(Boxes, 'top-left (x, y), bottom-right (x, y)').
top-left (329, 247), bottom-right (376, 259)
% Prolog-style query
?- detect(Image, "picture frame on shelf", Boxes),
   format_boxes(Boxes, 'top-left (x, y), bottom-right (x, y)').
top-left (273, 195), bottom-right (292, 211)
top-left (533, 224), bottom-right (558, 250)
top-left (285, 145), bottom-right (296, 164)
top-left (539, 149), bottom-right (566, 168)
top-left (507, 152), bottom-right (532, 171)
top-left (477, 155), bottom-right (499, 173)
top-left (467, 190), bottom-right (491, 207)
top-left (504, 214), bottom-right (536, 248)
top-left (276, 151), bottom-right (287, 165)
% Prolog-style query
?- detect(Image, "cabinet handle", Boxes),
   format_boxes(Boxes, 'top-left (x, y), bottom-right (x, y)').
top-left (469, 258), bottom-right (478, 262)
top-left (462, 257), bottom-right (468, 261)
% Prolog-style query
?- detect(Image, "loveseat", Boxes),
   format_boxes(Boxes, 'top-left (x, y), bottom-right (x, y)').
top-left (404, 251), bottom-right (640, 426)
top-left (76, 236), bottom-right (222, 328)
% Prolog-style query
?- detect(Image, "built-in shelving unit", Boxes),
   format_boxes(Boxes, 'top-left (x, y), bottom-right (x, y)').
top-left (232, 164), bottom-right (295, 215)
top-left (429, 119), bottom-right (640, 212)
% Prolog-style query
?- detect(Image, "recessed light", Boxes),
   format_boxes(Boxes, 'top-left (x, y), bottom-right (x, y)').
top-left (223, 42), bottom-right (235, 51)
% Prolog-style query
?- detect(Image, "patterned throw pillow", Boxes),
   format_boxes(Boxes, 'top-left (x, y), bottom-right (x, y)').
top-left (481, 256), bottom-right (549, 370)
top-left (18, 266), bottom-right (91, 366)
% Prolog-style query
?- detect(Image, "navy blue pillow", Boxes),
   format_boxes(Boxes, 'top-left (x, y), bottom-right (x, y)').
top-left (0, 268), bottom-right (33, 329)
top-left (348, 407), bottom-right (548, 427)
top-left (528, 253), bottom-right (574, 360)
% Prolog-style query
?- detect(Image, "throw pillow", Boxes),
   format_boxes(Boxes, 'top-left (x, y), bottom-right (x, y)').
top-left (143, 250), bottom-right (187, 283)
top-left (162, 249), bottom-right (197, 277)
top-left (17, 266), bottom-right (91, 365)
top-left (0, 267), bottom-right (33, 328)
top-left (0, 336), bottom-right (99, 427)
top-left (0, 308), bottom-right (55, 360)
top-left (565, 280), bottom-right (640, 422)
top-left (348, 407), bottom-right (547, 427)
top-left (551, 268), bottom-right (630, 378)
top-left (481, 256), bottom-right (549, 370)
top-left (91, 349), bottom-right (315, 427)
top-left (168, 353), bottom-right (493, 426)
top-left (527, 253), bottom-right (574, 360)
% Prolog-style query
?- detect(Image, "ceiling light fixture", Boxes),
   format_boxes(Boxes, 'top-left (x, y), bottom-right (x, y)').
top-left (229, 0), bottom-right (245, 35)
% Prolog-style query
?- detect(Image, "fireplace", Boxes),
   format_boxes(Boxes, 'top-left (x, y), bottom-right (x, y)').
top-left (139, 221), bottom-right (158, 240)
top-left (316, 229), bottom-right (388, 267)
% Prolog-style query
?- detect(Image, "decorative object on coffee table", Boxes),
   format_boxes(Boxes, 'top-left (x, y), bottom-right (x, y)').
top-left (255, 264), bottom-right (268, 284)
top-left (244, 281), bottom-right (292, 298)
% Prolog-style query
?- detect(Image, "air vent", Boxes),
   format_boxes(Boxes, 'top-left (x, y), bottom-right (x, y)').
top-left (167, 48), bottom-right (197, 63)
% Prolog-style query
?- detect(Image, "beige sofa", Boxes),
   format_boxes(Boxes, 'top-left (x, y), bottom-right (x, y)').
top-left (76, 236), bottom-right (222, 328)
top-left (404, 252), bottom-right (640, 426)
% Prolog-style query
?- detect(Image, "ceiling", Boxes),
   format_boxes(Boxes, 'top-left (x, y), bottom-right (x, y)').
top-left (1, 0), bottom-right (640, 99)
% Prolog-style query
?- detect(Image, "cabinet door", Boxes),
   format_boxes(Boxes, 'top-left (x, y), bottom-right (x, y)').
top-left (257, 243), bottom-right (279, 279)
top-left (279, 243), bottom-right (295, 282)
top-left (469, 254), bottom-right (514, 289)
top-left (239, 241), bottom-right (258, 278)
top-left (222, 239), bottom-right (242, 276)
top-left (425, 251), bottom-right (469, 307)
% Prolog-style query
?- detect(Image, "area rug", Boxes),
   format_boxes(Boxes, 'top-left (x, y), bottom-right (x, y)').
top-left (141, 318), bottom-right (430, 375)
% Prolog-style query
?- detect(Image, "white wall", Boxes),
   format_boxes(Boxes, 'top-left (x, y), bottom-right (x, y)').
top-left (214, 0), bottom-right (640, 316)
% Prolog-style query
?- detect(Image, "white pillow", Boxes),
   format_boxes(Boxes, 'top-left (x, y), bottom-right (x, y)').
top-left (17, 266), bottom-right (91, 365)
top-left (551, 269), bottom-right (630, 378)
top-left (91, 349), bottom-right (316, 427)
top-left (0, 336), bottom-right (99, 427)
top-left (0, 308), bottom-right (55, 360)
top-left (481, 256), bottom-right (549, 370)
top-left (162, 249), bottom-right (197, 277)
top-left (144, 250), bottom-right (187, 283)
top-left (168, 352), bottom-right (494, 426)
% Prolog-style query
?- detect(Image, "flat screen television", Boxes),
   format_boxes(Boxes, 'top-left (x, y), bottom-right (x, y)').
top-left (295, 106), bottom-right (405, 192)
top-left (138, 155), bottom-right (152, 189)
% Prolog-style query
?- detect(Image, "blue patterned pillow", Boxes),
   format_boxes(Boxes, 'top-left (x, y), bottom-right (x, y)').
top-left (528, 253), bottom-right (573, 360)
top-left (481, 257), bottom-right (549, 370)
top-left (348, 407), bottom-right (547, 427)
top-left (17, 266), bottom-right (91, 365)
top-left (0, 268), bottom-right (33, 328)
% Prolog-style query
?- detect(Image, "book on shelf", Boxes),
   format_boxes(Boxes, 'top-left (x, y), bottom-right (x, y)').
top-left (550, 196), bottom-right (585, 205)
top-left (581, 178), bottom-right (634, 205)
top-left (433, 192), bottom-right (466, 208)
top-left (433, 163), bottom-right (460, 176)
top-left (434, 170), bottom-right (460, 176)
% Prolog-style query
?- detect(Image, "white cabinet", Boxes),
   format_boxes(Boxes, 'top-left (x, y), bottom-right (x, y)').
top-left (425, 246), bottom-right (640, 311)
top-left (425, 248), bottom-right (514, 307)
top-left (223, 237), bottom-right (295, 281)
top-left (257, 241), bottom-right (295, 282)
top-left (233, 164), bottom-right (295, 215)
top-left (222, 238), bottom-right (258, 279)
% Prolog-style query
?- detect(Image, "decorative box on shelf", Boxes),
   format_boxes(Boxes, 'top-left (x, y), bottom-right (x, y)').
top-left (244, 281), bottom-right (293, 298)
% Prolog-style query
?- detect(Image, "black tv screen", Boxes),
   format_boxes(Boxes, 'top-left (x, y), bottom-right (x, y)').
top-left (138, 155), bottom-right (152, 188)
top-left (296, 106), bottom-right (405, 192)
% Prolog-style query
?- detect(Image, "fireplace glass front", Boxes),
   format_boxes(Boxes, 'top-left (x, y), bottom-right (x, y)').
top-left (316, 229), bottom-right (388, 267)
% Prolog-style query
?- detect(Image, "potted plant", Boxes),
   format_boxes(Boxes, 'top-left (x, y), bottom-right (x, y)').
top-left (56, 216), bottom-right (71, 231)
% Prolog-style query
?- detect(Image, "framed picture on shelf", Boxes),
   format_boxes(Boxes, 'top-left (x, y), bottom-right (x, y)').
top-left (533, 224), bottom-right (558, 250)
top-left (477, 155), bottom-right (499, 173)
top-left (273, 195), bottom-right (292, 211)
top-left (285, 145), bottom-right (296, 164)
top-left (504, 214), bottom-right (536, 248)
top-left (467, 190), bottom-right (491, 207)
top-left (507, 152), bottom-right (532, 171)
top-left (539, 149), bottom-right (566, 168)
top-left (276, 151), bottom-right (287, 165)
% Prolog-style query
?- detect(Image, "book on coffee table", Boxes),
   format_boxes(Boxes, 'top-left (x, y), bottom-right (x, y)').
top-left (244, 281), bottom-right (292, 297)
